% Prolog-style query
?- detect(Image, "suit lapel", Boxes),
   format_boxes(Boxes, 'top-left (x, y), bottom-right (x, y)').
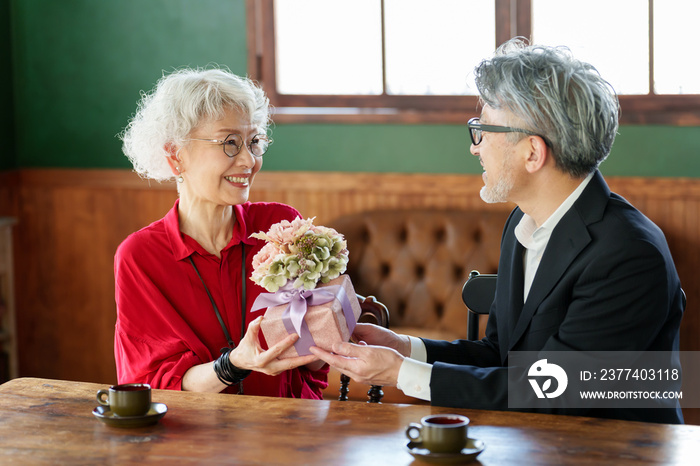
top-left (507, 215), bottom-right (591, 350)
top-left (505, 240), bottom-right (524, 343)
top-left (494, 211), bottom-right (525, 363)
top-left (507, 171), bottom-right (609, 352)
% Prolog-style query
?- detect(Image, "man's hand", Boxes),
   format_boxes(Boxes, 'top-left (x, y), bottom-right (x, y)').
top-left (351, 323), bottom-right (412, 357)
top-left (309, 342), bottom-right (404, 387)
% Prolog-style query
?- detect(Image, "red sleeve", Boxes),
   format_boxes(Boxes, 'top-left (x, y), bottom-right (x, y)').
top-left (115, 323), bottom-right (201, 390)
top-left (114, 230), bottom-right (210, 390)
top-left (296, 364), bottom-right (330, 399)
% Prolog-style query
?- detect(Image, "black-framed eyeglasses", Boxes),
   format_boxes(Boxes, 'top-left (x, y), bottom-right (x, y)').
top-left (467, 117), bottom-right (550, 147)
top-left (186, 133), bottom-right (272, 158)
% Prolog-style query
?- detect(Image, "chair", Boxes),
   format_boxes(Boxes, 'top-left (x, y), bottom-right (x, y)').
top-left (337, 295), bottom-right (390, 403)
top-left (461, 270), bottom-right (497, 341)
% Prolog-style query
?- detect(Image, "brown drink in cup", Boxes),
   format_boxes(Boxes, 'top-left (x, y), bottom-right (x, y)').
top-left (405, 414), bottom-right (469, 454)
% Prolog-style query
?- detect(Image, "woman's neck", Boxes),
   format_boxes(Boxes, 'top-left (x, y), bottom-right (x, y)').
top-left (178, 199), bottom-right (235, 258)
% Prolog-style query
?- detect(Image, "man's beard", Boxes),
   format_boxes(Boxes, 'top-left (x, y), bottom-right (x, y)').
top-left (480, 163), bottom-right (514, 204)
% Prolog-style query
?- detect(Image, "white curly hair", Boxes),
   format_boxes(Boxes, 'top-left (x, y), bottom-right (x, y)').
top-left (120, 67), bottom-right (270, 181)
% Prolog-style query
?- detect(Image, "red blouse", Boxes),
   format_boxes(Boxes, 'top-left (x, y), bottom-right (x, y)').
top-left (114, 200), bottom-right (328, 398)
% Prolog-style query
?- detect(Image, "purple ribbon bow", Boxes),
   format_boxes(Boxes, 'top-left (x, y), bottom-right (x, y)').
top-left (251, 282), bottom-right (356, 356)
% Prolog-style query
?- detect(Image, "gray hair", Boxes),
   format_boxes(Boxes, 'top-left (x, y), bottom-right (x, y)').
top-left (474, 38), bottom-right (619, 177)
top-left (120, 67), bottom-right (270, 181)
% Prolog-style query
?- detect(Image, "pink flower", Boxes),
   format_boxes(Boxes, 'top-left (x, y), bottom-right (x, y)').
top-left (252, 242), bottom-right (282, 271)
top-left (271, 217), bottom-right (313, 243)
top-left (251, 217), bottom-right (314, 252)
top-left (249, 217), bottom-right (349, 291)
top-left (310, 224), bottom-right (340, 237)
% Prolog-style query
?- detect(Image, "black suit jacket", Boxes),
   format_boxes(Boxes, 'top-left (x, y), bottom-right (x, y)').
top-left (425, 171), bottom-right (684, 424)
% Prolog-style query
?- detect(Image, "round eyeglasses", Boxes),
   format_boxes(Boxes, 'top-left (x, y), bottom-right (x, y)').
top-left (186, 133), bottom-right (272, 158)
top-left (467, 117), bottom-right (551, 147)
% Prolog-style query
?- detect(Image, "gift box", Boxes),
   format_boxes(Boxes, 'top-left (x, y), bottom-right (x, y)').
top-left (257, 274), bottom-right (362, 359)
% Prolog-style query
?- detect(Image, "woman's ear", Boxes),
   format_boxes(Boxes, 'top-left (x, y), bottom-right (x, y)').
top-left (524, 135), bottom-right (549, 174)
top-left (164, 143), bottom-right (181, 177)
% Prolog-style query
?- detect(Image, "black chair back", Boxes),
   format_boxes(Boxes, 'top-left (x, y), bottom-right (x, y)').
top-left (461, 271), bottom-right (497, 341)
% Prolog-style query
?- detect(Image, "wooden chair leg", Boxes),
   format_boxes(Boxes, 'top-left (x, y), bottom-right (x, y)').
top-left (367, 385), bottom-right (384, 403)
top-left (340, 376), bottom-right (384, 403)
top-left (339, 374), bottom-right (350, 401)
top-left (337, 295), bottom-right (389, 403)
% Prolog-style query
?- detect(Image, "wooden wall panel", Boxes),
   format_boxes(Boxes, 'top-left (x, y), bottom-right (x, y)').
top-left (1, 172), bottom-right (177, 382)
top-left (1, 169), bottom-right (698, 422)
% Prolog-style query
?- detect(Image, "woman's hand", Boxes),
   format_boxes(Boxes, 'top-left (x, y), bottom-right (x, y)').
top-left (229, 316), bottom-right (319, 376)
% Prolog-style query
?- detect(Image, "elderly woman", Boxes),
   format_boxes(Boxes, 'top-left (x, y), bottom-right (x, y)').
top-left (115, 67), bottom-right (327, 398)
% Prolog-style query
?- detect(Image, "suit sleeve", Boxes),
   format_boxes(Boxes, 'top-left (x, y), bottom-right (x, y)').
top-left (426, 232), bottom-right (679, 414)
top-left (423, 304), bottom-right (508, 410)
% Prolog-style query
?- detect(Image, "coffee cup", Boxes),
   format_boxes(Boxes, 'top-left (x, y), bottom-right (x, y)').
top-left (405, 414), bottom-right (469, 454)
top-left (96, 383), bottom-right (151, 417)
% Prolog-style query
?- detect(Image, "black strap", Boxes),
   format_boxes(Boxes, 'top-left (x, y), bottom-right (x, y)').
top-left (240, 243), bottom-right (246, 341)
top-left (188, 255), bottom-right (236, 349)
top-left (188, 243), bottom-right (248, 394)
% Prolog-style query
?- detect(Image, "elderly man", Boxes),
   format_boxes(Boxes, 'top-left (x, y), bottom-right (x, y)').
top-left (310, 38), bottom-right (684, 424)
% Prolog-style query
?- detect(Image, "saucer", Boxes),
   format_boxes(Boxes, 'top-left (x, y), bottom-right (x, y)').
top-left (92, 402), bottom-right (168, 428)
top-left (406, 438), bottom-right (485, 464)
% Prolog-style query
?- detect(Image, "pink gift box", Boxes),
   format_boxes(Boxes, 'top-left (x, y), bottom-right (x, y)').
top-left (259, 274), bottom-right (362, 359)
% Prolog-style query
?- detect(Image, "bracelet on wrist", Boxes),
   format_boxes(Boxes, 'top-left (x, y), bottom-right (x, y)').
top-left (213, 347), bottom-right (252, 386)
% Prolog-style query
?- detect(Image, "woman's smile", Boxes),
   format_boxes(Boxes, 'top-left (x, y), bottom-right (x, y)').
top-left (225, 174), bottom-right (250, 186)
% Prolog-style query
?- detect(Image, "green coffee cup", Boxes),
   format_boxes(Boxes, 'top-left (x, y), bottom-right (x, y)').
top-left (96, 383), bottom-right (151, 417)
top-left (405, 414), bottom-right (469, 454)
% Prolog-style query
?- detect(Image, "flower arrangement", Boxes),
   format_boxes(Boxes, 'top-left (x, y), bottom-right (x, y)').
top-left (250, 217), bottom-right (349, 292)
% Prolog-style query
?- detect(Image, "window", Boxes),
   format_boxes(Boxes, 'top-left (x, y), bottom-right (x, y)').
top-left (273, 0), bottom-right (494, 97)
top-left (532, 0), bottom-right (650, 95)
top-left (248, 0), bottom-right (700, 125)
top-left (652, 0), bottom-right (700, 94)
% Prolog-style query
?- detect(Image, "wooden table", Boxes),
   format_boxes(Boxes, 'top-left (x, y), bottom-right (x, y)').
top-left (1, 378), bottom-right (698, 464)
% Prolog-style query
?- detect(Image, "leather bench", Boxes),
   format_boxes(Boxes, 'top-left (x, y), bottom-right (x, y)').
top-left (323, 209), bottom-right (510, 403)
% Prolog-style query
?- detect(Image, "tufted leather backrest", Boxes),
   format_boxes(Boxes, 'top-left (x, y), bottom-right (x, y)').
top-left (330, 209), bottom-right (509, 341)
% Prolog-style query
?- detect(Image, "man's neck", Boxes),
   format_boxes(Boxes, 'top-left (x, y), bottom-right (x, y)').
top-left (518, 171), bottom-right (586, 227)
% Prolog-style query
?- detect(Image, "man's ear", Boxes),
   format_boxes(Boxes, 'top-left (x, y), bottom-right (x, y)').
top-left (164, 143), bottom-right (181, 176)
top-left (524, 135), bottom-right (549, 174)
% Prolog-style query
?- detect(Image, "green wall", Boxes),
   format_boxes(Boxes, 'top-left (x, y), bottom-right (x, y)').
top-left (0, 0), bottom-right (15, 170)
top-left (5, 0), bottom-right (700, 177)
top-left (9, 0), bottom-right (247, 170)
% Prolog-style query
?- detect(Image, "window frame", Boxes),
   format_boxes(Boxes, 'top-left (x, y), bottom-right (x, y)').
top-left (247, 0), bottom-right (700, 125)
